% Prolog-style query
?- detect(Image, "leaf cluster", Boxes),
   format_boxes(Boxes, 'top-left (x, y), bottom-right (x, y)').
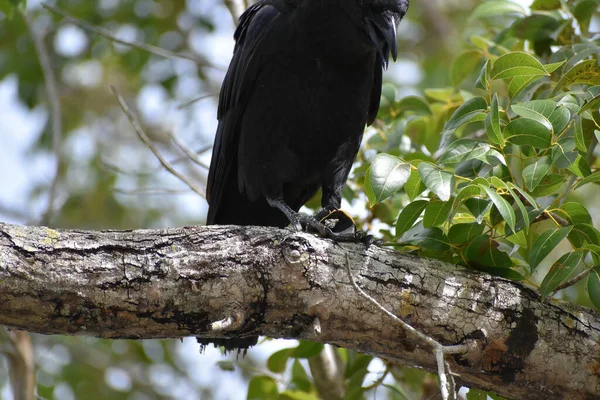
top-left (362, 0), bottom-right (600, 304)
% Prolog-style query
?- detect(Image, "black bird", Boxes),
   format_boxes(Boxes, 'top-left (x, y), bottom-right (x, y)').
top-left (202, 0), bottom-right (409, 350)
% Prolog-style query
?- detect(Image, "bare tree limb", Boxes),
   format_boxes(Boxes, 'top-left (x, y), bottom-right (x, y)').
top-left (1, 222), bottom-right (599, 399)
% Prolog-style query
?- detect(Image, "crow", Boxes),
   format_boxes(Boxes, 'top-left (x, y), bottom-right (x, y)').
top-left (202, 0), bottom-right (409, 351)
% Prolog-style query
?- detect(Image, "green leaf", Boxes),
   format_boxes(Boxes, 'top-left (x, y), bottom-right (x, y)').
top-left (511, 100), bottom-right (570, 135)
top-left (365, 154), bottom-right (411, 205)
top-left (568, 155), bottom-right (592, 179)
top-left (523, 156), bottom-right (552, 191)
top-left (490, 52), bottom-right (548, 80)
top-left (552, 141), bottom-right (578, 169)
top-left (453, 184), bottom-right (483, 210)
top-left (574, 116), bottom-right (589, 153)
top-left (397, 96), bottom-right (433, 116)
top-left (292, 341), bottom-right (324, 358)
top-left (574, 171), bottom-right (600, 190)
top-left (267, 348), bottom-right (294, 373)
top-left (510, 14), bottom-right (560, 41)
top-left (475, 59), bottom-right (492, 91)
top-left (396, 200), bottom-right (428, 237)
top-left (504, 183), bottom-right (530, 236)
top-left (291, 360), bottom-right (312, 393)
top-left (451, 50), bottom-right (483, 87)
top-left (529, 174), bottom-right (565, 197)
top-left (540, 250), bottom-right (585, 297)
top-left (558, 202), bottom-right (592, 225)
top-left (404, 167), bottom-right (427, 201)
top-left (507, 230), bottom-right (528, 248)
top-left (504, 118), bottom-right (552, 148)
top-left (248, 376), bottom-right (279, 400)
top-left (588, 267), bottom-right (600, 310)
top-left (508, 74), bottom-right (547, 99)
top-left (543, 61), bottom-right (566, 73)
top-left (552, 59), bottom-right (600, 95)
top-left (444, 97), bottom-right (488, 131)
top-left (279, 391), bottom-right (319, 400)
top-left (479, 185), bottom-right (516, 231)
top-left (471, 1), bottom-right (526, 20)
top-left (439, 139), bottom-right (491, 165)
top-left (485, 94), bottom-right (504, 146)
top-left (448, 223), bottom-right (485, 245)
top-left (465, 198), bottom-right (492, 223)
top-left (529, 227), bottom-right (572, 270)
top-left (465, 235), bottom-right (513, 269)
top-left (423, 200), bottom-right (452, 228)
top-left (506, 182), bottom-right (539, 209)
top-left (574, 0), bottom-right (598, 32)
top-left (418, 163), bottom-right (455, 201)
top-left (401, 226), bottom-right (451, 252)
top-left (578, 87), bottom-right (600, 115)
top-left (531, 0), bottom-right (561, 10)
top-left (568, 223), bottom-right (600, 248)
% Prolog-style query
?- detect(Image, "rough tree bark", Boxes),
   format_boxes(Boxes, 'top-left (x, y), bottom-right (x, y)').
top-left (0, 222), bottom-right (599, 400)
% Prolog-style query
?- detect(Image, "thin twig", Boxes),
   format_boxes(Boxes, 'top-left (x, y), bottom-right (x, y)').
top-left (42, 3), bottom-right (223, 70)
top-left (169, 131), bottom-right (210, 169)
top-left (26, 11), bottom-right (63, 226)
top-left (101, 144), bottom-right (212, 177)
top-left (177, 94), bottom-right (216, 109)
top-left (344, 255), bottom-right (471, 400)
top-left (110, 86), bottom-right (206, 199)
top-left (552, 268), bottom-right (593, 295)
top-left (113, 187), bottom-right (191, 195)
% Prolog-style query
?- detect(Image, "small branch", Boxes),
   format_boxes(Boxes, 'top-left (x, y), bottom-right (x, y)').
top-left (345, 255), bottom-right (468, 400)
top-left (25, 11), bottom-right (63, 226)
top-left (3, 328), bottom-right (35, 400)
top-left (113, 187), bottom-right (191, 195)
top-left (177, 94), bottom-right (215, 109)
top-left (110, 86), bottom-right (206, 198)
top-left (41, 3), bottom-right (222, 70)
top-left (168, 131), bottom-right (210, 170)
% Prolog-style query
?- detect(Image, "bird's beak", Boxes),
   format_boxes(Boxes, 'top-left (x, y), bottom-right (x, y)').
top-left (366, 13), bottom-right (399, 69)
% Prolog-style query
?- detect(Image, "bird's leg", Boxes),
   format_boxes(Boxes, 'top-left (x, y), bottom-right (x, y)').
top-left (267, 197), bottom-right (334, 237)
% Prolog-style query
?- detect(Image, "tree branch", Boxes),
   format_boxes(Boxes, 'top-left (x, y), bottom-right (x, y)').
top-left (0, 222), bottom-right (599, 399)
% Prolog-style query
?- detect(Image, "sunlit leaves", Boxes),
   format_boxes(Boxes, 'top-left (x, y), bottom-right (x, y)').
top-left (443, 97), bottom-right (488, 131)
top-left (438, 139), bottom-right (491, 165)
top-left (418, 163), bottom-right (455, 201)
top-left (540, 250), bottom-right (585, 297)
top-left (552, 60), bottom-right (600, 95)
top-left (365, 154), bottom-right (410, 205)
top-left (523, 156), bottom-right (552, 190)
top-left (485, 94), bottom-right (503, 146)
top-left (471, 1), bottom-right (526, 20)
top-left (504, 118), bottom-right (552, 148)
top-left (490, 52), bottom-right (548, 80)
top-left (529, 227), bottom-right (572, 270)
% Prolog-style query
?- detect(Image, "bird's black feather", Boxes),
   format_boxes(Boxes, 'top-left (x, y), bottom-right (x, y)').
top-left (203, 0), bottom-right (409, 351)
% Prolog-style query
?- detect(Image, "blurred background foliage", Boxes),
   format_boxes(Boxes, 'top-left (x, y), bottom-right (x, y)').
top-left (0, 0), bottom-right (599, 399)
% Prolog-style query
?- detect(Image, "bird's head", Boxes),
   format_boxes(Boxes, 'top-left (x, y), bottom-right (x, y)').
top-left (360, 0), bottom-right (409, 68)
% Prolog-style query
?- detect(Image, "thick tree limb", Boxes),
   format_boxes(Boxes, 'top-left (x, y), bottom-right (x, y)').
top-left (0, 222), bottom-right (599, 399)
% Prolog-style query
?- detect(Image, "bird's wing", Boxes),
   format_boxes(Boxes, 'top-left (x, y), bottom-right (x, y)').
top-left (206, 1), bottom-right (289, 219)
